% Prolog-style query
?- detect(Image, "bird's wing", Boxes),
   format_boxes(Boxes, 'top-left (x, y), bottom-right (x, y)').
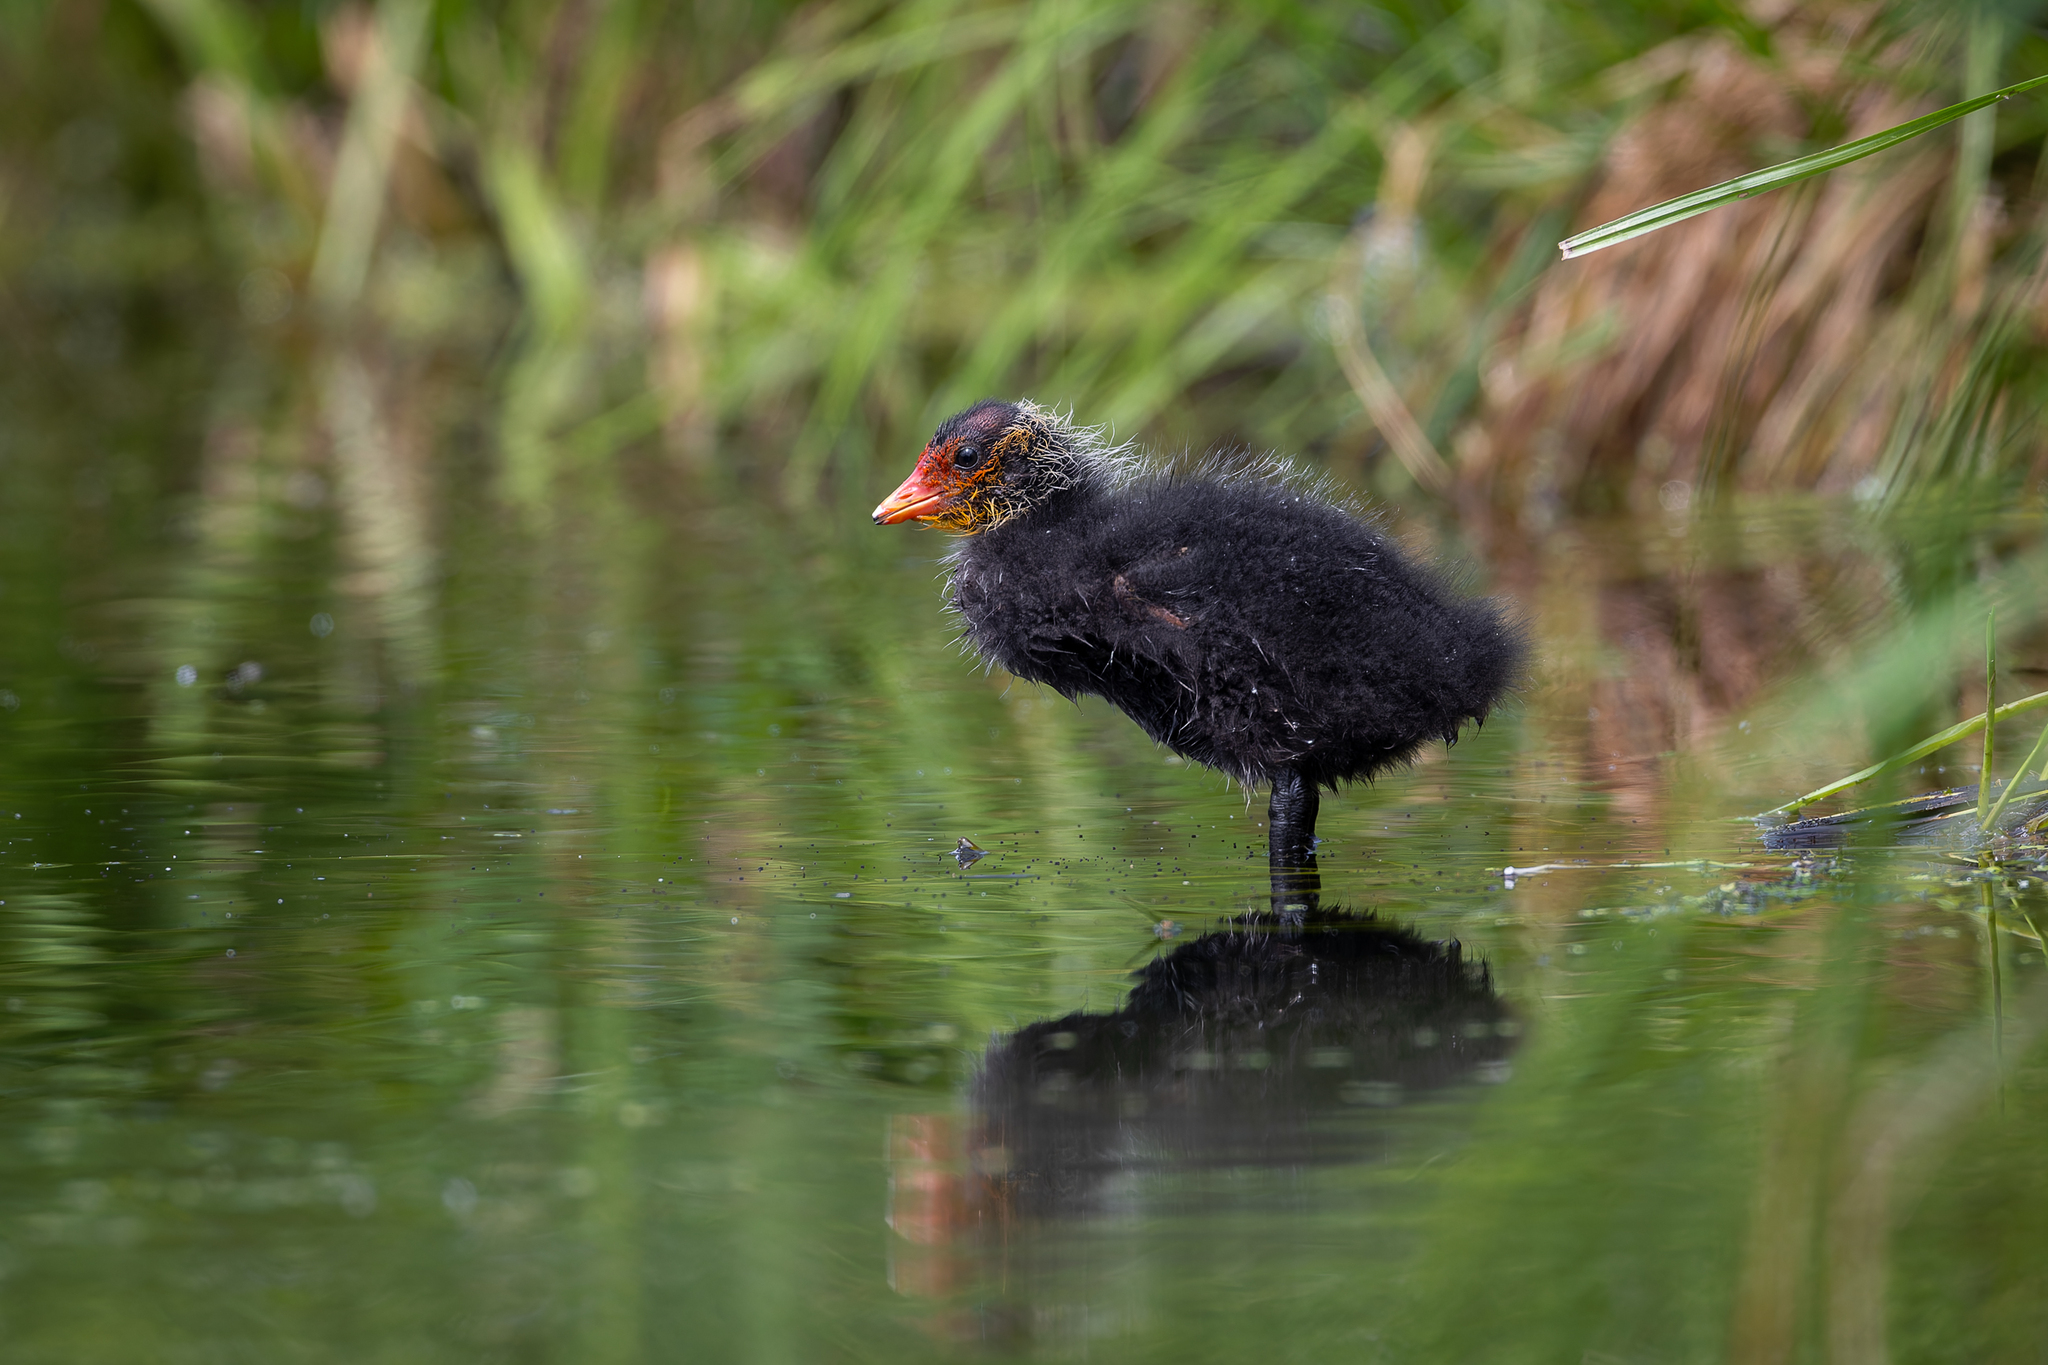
top-left (998, 552), bottom-right (1205, 695)
top-left (1108, 541), bottom-right (1209, 629)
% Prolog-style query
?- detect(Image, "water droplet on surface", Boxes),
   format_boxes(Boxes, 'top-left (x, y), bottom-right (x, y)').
top-left (441, 1177), bottom-right (478, 1217)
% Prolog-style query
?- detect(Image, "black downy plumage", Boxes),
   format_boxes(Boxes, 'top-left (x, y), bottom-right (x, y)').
top-left (874, 398), bottom-right (1526, 885)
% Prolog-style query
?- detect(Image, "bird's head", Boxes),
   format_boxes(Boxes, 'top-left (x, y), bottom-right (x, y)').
top-left (872, 399), bottom-right (1073, 533)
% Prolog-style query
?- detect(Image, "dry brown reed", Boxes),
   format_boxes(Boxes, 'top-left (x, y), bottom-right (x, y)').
top-left (1459, 15), bottom-right (2039, 515)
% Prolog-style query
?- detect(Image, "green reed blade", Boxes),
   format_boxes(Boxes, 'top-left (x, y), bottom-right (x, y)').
top-left (1979, 720), bottom-right (2048, 836)
top-left (1559, 71), bottom-right (2048, 260)
top-left (1764, 687), bottom-right (2048, 818)
top-left (1981, 612), bottom-right (1998, 829)
top-left (1985, 878), bottom-right (2005, 1082)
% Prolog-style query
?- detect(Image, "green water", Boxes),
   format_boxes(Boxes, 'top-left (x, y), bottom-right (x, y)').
top-left (5, 353), bottom-right (2048, 1363)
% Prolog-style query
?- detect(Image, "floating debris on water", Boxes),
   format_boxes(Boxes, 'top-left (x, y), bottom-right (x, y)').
top-left (1758, 780), bottom-right (2048, 852)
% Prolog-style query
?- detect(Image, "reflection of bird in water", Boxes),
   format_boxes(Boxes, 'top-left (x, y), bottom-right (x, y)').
top-left (874, 400), bottom-right (1525, 880)
top-left (972, 907), bottom-right (1514, 1220)
top-left (884, 909), bottom-right (1515, 1316)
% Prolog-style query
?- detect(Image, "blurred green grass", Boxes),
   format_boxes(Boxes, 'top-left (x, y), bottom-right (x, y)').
top-left (10, 0), bottom-right (2048, 514)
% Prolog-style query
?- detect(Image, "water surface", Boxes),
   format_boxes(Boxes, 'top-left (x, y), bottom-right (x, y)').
top-left (4, 353), bottom-right (2048, 1362)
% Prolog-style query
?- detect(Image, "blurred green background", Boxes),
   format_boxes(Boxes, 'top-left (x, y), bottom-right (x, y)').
top-left (13, 0), bottom-right (2048, 511)
top-left (12, 2), bottom-right (2048, 1362)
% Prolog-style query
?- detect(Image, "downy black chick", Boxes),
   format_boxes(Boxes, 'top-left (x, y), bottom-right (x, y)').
top-left (874, 399), bottom-right (1525, 876)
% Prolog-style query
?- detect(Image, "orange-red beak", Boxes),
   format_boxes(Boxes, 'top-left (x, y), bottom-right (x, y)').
top-left (872, 454), bottom-right (950, 525)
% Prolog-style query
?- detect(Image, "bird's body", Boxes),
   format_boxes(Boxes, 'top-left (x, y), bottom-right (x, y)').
top-left (949, 460), bottom-right (1517, 792)
top-left (875, 399), bottom-right (1524, 881)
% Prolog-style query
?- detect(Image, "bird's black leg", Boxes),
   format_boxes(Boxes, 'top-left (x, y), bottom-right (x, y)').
top-left (1267, 770), bottom-right (1320, 913)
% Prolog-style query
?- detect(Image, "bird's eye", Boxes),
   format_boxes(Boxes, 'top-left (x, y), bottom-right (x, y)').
top-left (955, 444), bottom-right (983, 470)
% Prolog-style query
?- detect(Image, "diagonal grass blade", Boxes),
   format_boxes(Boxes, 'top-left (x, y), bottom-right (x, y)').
top-left (1559, 71), bottom-right (2048, 260)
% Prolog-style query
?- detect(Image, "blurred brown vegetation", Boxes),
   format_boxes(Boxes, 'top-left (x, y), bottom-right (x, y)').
top-left (4, 0), bottom-right (2048, 521)
top-left (1469, 9), bottom-right (2048, 516)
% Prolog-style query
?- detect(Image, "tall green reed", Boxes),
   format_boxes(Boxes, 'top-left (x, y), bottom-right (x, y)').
top-left (9, 0), bottom-right (2048, 512)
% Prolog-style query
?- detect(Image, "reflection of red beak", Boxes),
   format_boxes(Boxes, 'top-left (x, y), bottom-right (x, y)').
top-left (873, 458), bottom-right (949, 524)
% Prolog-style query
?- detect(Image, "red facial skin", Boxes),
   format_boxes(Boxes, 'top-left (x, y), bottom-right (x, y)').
top-left (870, 439), bottom-right (959, 525)
top-left (872, 432), bottom-right (1013, 532)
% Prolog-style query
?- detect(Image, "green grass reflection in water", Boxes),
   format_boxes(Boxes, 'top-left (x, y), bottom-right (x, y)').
top-left (7, 454), bottom-right (2048, 1358)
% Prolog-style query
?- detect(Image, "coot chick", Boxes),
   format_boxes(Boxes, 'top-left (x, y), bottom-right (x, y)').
top-left (874, 399), bottom-right (1524, 866)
